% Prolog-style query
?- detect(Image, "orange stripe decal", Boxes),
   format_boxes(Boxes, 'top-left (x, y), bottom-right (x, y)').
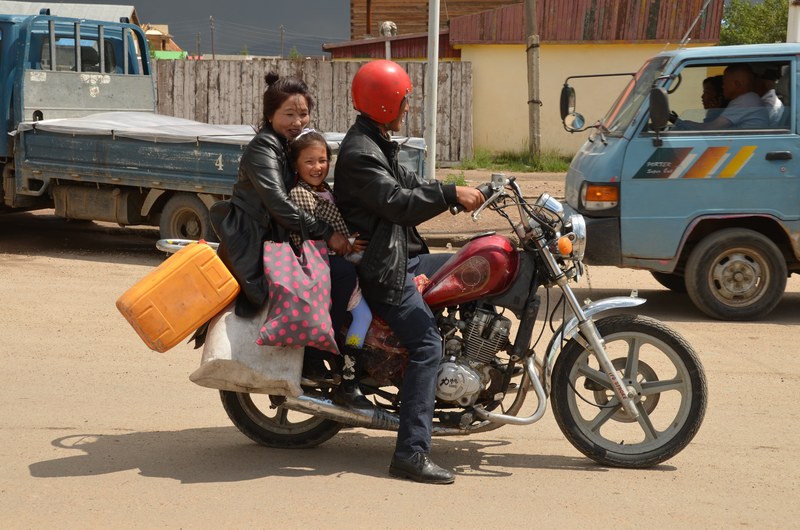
top-left (683, 146), bottom-right (729, 179)
top-left (719, 146), bottom-right (757, 178)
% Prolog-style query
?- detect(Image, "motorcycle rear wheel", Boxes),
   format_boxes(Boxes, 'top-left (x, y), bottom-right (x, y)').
top-left (220, 390), bottom-right (343, 448)
top-left (551, 314), bottom-right (707, 468)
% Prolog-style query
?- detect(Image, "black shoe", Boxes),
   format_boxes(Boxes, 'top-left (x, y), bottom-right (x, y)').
top-left (389, 452), bottom-right (455, 484)
top-left (332, 382), bottom-right (374, 410)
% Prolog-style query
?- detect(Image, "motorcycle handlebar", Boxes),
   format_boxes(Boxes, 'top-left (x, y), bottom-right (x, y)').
top-left (449, 182), bottom-right (494, 215)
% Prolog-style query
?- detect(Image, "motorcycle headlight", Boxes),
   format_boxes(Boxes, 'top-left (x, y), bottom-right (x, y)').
top-left (534, 193), bottom-right (564, 230)
top-left (565, 214), bottom-right (586, 261)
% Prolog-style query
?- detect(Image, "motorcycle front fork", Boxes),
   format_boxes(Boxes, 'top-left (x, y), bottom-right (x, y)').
top-left (560, 282), bottom-right (641, 419)
top-left (536, 239), bottom-right (641, 420)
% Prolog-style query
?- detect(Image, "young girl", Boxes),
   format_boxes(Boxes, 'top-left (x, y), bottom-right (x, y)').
top-left (288, 129), bottom-right (372, 406)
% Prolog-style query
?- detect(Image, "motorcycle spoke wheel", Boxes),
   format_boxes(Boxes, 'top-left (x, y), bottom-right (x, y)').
top-left (220, 390), bottom-right (342, 448)
top-left (552, 314), bottom-right (707, 468)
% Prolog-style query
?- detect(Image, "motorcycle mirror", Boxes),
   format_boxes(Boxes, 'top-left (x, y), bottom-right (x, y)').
top-left (560, 84), bottom-right (576, 120)
top-left (649, 87), bottom-right (670, 130)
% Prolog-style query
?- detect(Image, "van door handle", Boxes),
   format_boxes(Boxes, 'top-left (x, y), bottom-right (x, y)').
top-left (765, 151), bottom-right (792, 161)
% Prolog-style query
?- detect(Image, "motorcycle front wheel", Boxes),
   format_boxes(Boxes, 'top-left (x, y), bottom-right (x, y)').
top-left (220, 390), bottom-right (343, 448)
top-left (551, 314), bottom-right (707, 468)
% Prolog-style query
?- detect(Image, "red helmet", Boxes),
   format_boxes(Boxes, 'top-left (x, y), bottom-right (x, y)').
top-left (351, 60), bottom-right (412, 122)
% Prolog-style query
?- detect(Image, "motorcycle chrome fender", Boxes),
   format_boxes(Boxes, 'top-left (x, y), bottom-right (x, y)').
top-left (542, 295), bottom-right (647, 394)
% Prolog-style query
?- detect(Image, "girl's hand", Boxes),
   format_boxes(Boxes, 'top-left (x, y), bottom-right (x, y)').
top-left (351, 238), bottom-right (368, 254)
top-left (327, 232), bottom-right (352, 255)
top-left (348, 232), bottom-right (368, 254)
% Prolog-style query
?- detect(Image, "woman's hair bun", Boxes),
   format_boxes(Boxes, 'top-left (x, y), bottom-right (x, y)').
top-left (265, 72), bottom-right (280, 87)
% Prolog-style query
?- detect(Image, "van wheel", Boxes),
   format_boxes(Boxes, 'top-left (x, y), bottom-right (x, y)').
top-left (159, 194), bottom-right (216, 242)
top-left (685, 229), bottom-right (786, 321)
top-left (650, 271), bottom-right (687, 293)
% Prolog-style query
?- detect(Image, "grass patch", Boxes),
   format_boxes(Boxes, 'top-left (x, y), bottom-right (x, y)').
top-left (441, 172), bottom-right (468, 186)
top-left (458, 148), bottom-right (572, 172)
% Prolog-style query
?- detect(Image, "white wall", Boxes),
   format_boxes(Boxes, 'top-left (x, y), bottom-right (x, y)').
top-left (460, 42), bottom-right (699, 155)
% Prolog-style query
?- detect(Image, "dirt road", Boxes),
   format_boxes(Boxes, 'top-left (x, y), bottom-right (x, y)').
top-left (1, 206), bottom-right (798, 528)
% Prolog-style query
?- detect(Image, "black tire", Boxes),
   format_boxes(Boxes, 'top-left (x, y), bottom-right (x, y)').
top-left (685, 228), bottom-right (786, 321)
top-left (551, 314), bottom-right (707, 468)
top-left (220, 390), bottom-right (343, 448)
top-left (650, 271), bottom-right (687, 293)
top-left (159, 194), bottom-right (216, 241)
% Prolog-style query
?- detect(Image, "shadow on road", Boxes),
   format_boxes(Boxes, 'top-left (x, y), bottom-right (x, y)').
top-left (28, 427), bottom-right (675, 483)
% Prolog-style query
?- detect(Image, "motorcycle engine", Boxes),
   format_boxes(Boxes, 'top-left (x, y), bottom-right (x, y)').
top-left (436, 308), bottom-right (512, 406)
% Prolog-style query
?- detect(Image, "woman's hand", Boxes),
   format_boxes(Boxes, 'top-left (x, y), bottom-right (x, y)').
top-left (327, 231), bottom-right (353, 255)
top-left (455, 186), bottom-right (485, 212)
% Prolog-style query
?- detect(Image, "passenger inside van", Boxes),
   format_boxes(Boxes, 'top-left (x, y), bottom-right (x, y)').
top-left (673, 64), bottom-right (770, 130)
top-left (755, 67), bottom-right (784, 127)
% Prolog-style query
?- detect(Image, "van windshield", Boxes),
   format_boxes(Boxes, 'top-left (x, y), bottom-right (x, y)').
top-left (601, 56), bottom-right (670, 135)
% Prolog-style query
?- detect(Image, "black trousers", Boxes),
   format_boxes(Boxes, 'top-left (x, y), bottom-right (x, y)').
top-left (368, 253), bottom-right (452, 459)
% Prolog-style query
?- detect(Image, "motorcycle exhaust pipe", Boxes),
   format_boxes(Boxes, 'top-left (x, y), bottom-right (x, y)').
top-left (282, 394), bottom-right (400, 430)
top-left (282, 393), bottom-right (469, 435)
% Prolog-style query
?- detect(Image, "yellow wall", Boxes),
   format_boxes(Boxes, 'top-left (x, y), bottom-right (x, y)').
top-left (460, 43), bottom-right (693, 155)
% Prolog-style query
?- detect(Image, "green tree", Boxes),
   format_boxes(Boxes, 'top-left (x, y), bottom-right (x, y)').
top-left (287, 46), bottom-right (304, 60)
top-left (239, 45), bottom-right (249, 56)
top-left (720, 0), bottom-right (788, 45)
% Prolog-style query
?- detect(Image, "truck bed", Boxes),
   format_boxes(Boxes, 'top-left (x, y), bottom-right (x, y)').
top-left (14, 111), bottom-right (427, 197)
top-left (15, 112), bottom-right (255, 196)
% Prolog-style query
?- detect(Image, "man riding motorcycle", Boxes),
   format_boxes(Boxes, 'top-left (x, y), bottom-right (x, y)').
top-left (334, 59), bottom-right (484, 484)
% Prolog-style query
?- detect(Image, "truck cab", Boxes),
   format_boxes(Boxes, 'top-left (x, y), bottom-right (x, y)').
top-left (0, 12), bottom-right (151, 147)
top-left (562, 43), bottom-right (800, 320)
top-left (1, 12), bottom-right (154, 210)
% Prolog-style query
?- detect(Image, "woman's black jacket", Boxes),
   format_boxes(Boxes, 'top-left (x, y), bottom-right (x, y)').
top-left (213, 124), bottom-right (333, 316)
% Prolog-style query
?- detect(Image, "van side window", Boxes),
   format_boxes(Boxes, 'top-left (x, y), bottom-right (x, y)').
top-left (653, 61), bottom-right (791, 134)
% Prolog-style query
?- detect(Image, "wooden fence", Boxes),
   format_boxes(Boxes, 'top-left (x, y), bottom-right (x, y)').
top-left (152, 59), bottom-right (473, 163)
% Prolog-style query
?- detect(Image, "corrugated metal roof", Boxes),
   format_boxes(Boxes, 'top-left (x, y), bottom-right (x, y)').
top-left (450, 0), bottom-right (724, 44)
top-left (0, 1), bottom-right (138, 25)
top-left (350, 0), bottom-right (522, 40)
top-left (323, 30), bottom-right (459, 60)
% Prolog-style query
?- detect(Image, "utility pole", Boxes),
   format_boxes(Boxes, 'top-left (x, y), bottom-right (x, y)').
top-left (280, 25), bottom-right (285, 57)
top-left (424, 0), bottom-right (440, 179)
top-left (209, 16), bottom-right (216, 60)
top-left (525, 0), bottom-right (541, 158)
top-left (789, 0), bottom-right (800, 42)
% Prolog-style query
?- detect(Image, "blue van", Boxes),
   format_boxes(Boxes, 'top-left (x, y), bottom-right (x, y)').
top-left (561, 43), bottom-right (799, 320)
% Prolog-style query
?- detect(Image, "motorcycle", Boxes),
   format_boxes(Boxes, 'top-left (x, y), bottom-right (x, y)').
top-left (181, 173), bottom-right (708, 469)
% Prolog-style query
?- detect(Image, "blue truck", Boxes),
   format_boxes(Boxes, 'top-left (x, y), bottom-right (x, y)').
top-left (0, 11), bottom-right (424, 241)
top-left (560, 43), bottom-right (799, 320)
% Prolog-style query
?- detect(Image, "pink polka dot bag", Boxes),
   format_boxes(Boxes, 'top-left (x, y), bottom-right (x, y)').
top-left (257, 239), bottom-right (339, 355)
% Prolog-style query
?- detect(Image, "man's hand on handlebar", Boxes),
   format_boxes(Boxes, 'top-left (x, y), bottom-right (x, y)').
top-left (455, 185), bottom-right (485, 212)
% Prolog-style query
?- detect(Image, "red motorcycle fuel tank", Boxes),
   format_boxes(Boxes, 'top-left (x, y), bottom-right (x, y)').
top-left (423, 233), bottom-right (520, 310)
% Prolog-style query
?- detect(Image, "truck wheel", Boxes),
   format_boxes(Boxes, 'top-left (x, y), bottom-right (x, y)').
top-left (159, 194), bottom-right (216, 242)
top-left (685, 228), bottom-right (786, 320)
top-left (650, 271), bottom-right (687, 293)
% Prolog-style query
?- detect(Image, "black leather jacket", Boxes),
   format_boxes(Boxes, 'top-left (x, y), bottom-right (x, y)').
top-left (215, 124), bottom-right (333, 316)
top-left (334, 115), bottom-right (458, 305)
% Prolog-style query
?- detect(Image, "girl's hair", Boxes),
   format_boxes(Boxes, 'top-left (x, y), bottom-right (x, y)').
top-left (288, 129), bottom-right (331, 165)
top-left (260, 71), bottom-right (315, 131)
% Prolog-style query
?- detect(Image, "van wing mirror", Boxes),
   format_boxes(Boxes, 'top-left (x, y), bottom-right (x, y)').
top-left (560, 84), bottom-right (576, 121)
top-left (649, 87), bottom-right (670, 130)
